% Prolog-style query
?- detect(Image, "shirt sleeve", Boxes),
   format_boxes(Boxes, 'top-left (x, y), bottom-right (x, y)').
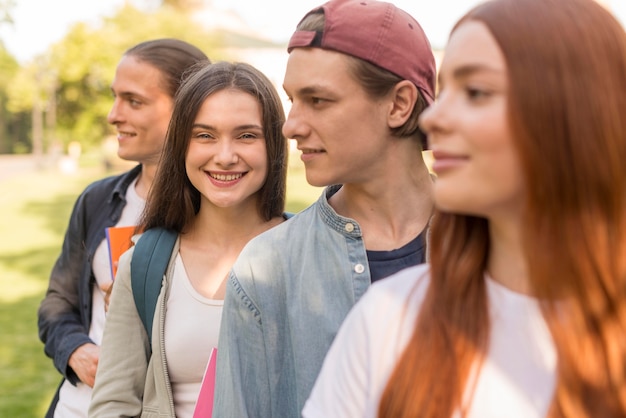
top-left (37, 190), bottom-right (94, 383)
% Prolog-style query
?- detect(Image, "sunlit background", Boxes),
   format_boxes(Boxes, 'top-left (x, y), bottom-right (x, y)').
top-left (3, 0), bottom-right (624, 63)
top-left (0, 2), bottom-right (624, 416)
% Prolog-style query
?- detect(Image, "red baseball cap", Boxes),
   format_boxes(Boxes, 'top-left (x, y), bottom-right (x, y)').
top-left (288, 0), bottom-right (436, 105)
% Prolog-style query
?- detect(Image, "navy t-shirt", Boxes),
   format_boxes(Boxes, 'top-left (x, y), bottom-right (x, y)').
top-left (366, 230), bottom-right (427, 283)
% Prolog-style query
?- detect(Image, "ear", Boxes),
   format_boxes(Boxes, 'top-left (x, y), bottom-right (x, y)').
top-left (387, 80), bottom-right (418, 129)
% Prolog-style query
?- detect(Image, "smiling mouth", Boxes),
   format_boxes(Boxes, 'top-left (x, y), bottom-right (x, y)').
top-left (209, 173), bottom-right (243, 181)
top-left (301, 149), bottom-right (324, 154)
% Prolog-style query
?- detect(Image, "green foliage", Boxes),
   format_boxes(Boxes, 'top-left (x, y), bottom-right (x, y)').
top-left (0, 0), bottom-right (15, 25)
top-left (2, 3), bottom-right (225, 152)
top-left (6, 60), bottom-right (39, 112)
top-left (44, 3), bottom-right (222, 148)
top-left (0, 42), bottom-right (27, 153)
top-left (0, 42), bottom-right (17, 86)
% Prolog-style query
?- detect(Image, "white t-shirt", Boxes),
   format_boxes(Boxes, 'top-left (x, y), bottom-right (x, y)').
top-left (55, 177), bottom-right (144, 418)
top-left (303, 264), bottom-right (557, 418)
top-left (165, 253), bottom-right (223, 418)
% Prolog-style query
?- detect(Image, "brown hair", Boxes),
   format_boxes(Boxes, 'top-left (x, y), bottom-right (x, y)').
top-left (124, 38), bottom-right (209, 98)
top-left (141, 61), bottom-right (288, 232)
top-left (295, 11), bottom-right (429, 148)
top-left (379, 0), bottom-right (626, 416)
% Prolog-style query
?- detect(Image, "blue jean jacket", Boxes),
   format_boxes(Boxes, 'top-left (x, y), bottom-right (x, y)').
top-left (215, 185), bottom-right (377, 417)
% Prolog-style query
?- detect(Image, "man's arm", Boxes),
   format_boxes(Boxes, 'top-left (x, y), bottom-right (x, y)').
top-left (37, 191), bottom-right (95, 384)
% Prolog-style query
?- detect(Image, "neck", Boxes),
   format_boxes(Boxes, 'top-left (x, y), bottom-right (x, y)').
top-left (134, 162), bottom-right (158, 200)
top-left (487, 215), bottom-right (530, 295)
top-left (329, 158), bottom-right (434, 251)
top-left (185, 200), bottom-right (279, 249)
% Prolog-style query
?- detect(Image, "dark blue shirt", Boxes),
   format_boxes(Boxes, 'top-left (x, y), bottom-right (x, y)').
top-left (367, 231), bottom-right (426, 282)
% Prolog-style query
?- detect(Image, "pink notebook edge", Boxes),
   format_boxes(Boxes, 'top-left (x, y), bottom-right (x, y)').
top-left (193, 347), bottom-right (218, 418)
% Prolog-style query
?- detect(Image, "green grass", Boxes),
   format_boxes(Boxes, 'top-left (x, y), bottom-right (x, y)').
top-left (0, 155), bottom-right (320, 417)
top-left (0, 165), bottom-right (105, 417)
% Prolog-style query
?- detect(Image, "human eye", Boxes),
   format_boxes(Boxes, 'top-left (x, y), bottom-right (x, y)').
top-left (237, 130), bottom-right (262, 142)
top-left (191, 131), bottom-right (214, 142)
top-left (465, 86), bottom-right (491, 102)
top-left (311, 96), bottom-right (326, 105)
top-left (129, 98), bottom-right (143, 108)
top-left (240, 132), bottom-right (257, 139)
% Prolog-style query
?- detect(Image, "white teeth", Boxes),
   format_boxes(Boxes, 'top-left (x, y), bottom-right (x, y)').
top-left (211, 173), bottom-right (242, 181)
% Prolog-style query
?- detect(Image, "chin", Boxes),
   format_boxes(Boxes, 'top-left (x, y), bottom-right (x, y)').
top-left (116, 150), bottom-right (138, 162)
top-left (305, 174), bottom-right (332, 188)
top-left (435, 193), bottom-right (473, 215)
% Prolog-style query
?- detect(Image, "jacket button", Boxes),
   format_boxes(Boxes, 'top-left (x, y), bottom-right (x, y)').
top-left (354, 264), bottom-right (365, 274)
top-left (344, 223), bottom-right (355, 233)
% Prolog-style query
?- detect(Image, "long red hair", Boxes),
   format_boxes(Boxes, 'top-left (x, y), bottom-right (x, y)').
top-left (379, 0), bottom-right (626, 416)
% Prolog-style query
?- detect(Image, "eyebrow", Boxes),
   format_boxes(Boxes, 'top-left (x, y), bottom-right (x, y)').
top-left (283, 84), bottom-right (331, 97)
top-left (438, 64), bottom-right (504, 85)
top-left (192, 123), bottom-right (263, 131)
top-left (112, 89), bottom-right (145, 100)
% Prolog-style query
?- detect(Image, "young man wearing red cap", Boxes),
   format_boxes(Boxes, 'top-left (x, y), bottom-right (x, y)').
top-left (215, 0), bottom-right (436, 416)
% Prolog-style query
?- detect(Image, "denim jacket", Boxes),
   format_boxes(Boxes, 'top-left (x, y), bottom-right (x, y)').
top-left (215, 185), bottom-right (377, 417)
top-left (37, 164), bottom-right (142, 416)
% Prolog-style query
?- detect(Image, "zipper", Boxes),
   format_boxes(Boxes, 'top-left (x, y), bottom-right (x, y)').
top-left (160, 270), bottom-right (176, 416)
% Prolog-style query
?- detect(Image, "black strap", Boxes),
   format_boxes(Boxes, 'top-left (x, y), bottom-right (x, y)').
top-left (130, 227), bottom-right (177, 348)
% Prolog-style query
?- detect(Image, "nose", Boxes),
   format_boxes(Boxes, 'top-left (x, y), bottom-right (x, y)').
top-left (107, 98), bottom-right (123, 125)
top-left (214, 139), bottom-right (239, 166)
top-left (418, 96), bottom-right (448, 146)
top-left (418, 100), bottom-right (439, 135)
top-left (282, 102), bottom-right (309, 141)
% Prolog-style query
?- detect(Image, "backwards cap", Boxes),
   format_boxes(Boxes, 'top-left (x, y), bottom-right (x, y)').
top-left (288, 0), bottom-right (436, 104)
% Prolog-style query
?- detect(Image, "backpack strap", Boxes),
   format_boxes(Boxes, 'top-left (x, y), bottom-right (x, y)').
top-left (130, 227), bottom-right (178, 347)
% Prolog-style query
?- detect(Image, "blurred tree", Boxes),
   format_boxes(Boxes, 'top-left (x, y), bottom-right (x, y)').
top-left (0, 42), bottom-right (24, 153)
top-left (0, 0), bottom-right (15, 25)
top-left (161, 0), bottom-right (204, 12)
top-left (0, 0), bottom-right (28, 154)
top-left (6, 56), bottom-right (56, 155)
top-left (5, 2), bottom-right (222, 154)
